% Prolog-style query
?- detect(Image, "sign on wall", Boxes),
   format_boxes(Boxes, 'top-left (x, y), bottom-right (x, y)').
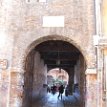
top-left (26, 0), bottom-right (46, 3)
top-left (43, 16), bottom-right (64, 27)
top-left (0, 59), bottom-right (8, 70)
top-left (85, 68), bottom-right (97, 74)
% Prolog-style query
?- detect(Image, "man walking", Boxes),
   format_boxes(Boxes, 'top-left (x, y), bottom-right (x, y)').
top-left (58, 85), bottom-right (64, 100)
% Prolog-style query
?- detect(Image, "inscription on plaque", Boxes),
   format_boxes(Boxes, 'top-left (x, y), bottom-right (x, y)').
top-left (0, 59), bottom-right (8, 70)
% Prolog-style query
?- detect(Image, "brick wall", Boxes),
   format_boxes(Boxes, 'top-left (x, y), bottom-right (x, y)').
top-left (32, 51), bottom-right (47, 100)
top-left (22, 51), bottom-right (47, 107)
top-left (0, 0), bottom-right (98, 107)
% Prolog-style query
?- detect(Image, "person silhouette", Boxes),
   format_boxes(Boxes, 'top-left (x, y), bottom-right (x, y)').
top-left (58, 85), bottom-right (64, 100)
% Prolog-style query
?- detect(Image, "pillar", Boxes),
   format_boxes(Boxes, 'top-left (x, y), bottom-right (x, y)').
top-left (85, 68), bottom-right (97, 107)
top-left (68, 68), bottom-right (74, 95)
top-left (9, 69), bottom-right (24, 107)
top-left (32, 52), bottom-right (47, 101)
top-left (0, 68), bottom-right (10, 107)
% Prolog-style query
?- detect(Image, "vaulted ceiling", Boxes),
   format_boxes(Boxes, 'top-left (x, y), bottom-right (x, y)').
top-left (35, 40), bottom-right (81, 69)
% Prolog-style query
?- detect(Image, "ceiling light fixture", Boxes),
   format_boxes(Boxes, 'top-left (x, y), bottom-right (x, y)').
top-left (56, 49), bottom-right (61, 73)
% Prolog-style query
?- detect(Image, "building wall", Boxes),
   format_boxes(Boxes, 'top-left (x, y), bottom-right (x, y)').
top-left (0, 0), bottom-right (96, 68)
top-left (0, 0), bottom-right (98, 107)
top-left (102, 49), bottom-right (107, 107)
top-left (102, 0), bottom-right (107, 36)
top-left (22, 51), bottom-right (47, 107)
top-left (22, 50), bottom-right (35, 107)
top-left (32, 51), bottom-right (47, 100)
top-left (99, 0), bottom-right (107, 107)
top-left (74, 55), bottom-right (87, 107)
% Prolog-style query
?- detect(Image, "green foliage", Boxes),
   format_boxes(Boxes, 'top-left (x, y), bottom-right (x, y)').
top-left (52, 78), bottom-right (65, 85)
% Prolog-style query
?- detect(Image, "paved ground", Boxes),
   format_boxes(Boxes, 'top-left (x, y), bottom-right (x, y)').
top-left (32, 92), bottom-right (80, 107)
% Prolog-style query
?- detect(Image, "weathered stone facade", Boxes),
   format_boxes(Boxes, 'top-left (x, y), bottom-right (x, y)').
top-left (97, 0), bottom-right (107, 107)
top-left (22, 51), bottom-right (47, 107)
top-left (0, 0), bottom-right (99, 107)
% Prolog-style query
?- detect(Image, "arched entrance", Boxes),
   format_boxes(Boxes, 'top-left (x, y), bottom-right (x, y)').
top-left (47, 68), bottom-right (69, 86)
top-left (22, 38), bottom-right (87, 107)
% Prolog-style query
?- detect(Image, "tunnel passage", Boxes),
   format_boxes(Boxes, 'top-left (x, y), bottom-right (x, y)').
top-left (22, 40), bottom-right (86, 107)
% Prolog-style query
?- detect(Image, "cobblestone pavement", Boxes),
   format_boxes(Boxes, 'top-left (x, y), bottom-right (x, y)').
top-left (32, 92), bottom-right (80, 107)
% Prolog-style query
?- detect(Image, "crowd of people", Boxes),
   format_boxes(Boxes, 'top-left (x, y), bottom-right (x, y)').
top-left (47, 84), bottom-right (69, 100)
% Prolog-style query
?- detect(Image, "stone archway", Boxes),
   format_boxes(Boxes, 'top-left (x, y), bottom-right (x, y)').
top-left (47, 68), bottom-right (69, 85)
top-left (23, 35), bottom-right (88, 66)
top-left (21, 35), bottom-right (87, 107)
top-left (9, 35), bottom-right (97, 107)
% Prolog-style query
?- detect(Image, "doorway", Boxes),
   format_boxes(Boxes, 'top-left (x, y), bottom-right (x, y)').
top-left (22, 40), bottom-right (86, 107)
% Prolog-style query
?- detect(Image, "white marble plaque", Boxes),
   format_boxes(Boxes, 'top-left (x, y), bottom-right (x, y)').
top-left (26, 0), bottom-right (46, 3)
top-left (39, 0), bottom-right (47, 2)
top-left (85, 68), bottom-right (97, 74)
top-left (43, 16), bottom-right (64, 27)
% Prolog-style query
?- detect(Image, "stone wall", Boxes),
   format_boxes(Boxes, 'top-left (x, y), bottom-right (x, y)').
top-left (22, 51), bottom-right (47, 107)
top-left (0, 35), bottom-right (14, 107)
top-left (85, 74), bottom-right (97, 107)
top-left (22, 50), bottom-right (35, 107)
top-left (32, 51), bottom-right (47, 100)
top-left (0, 70), bottom-right (9, 107)
top-left (0, 0), bottom-right (98, 107)
top-left (68, 68), bottom-right (74, 95)
top-left (73, 54), bottom-right (86, 106)
top-left (79, 55), bottom-right (86, 106)
top-left (5, 0), bottom-right (96, 69)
